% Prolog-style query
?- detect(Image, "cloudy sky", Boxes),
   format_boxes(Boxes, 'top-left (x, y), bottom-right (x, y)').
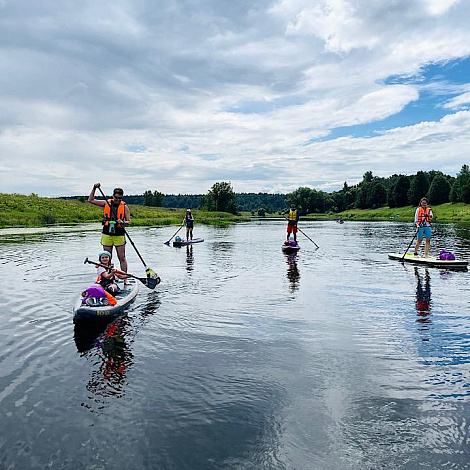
top-left (0, 0), bottom-right (469, 197)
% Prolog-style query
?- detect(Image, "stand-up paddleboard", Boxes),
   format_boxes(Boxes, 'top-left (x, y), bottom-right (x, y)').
top-left (282, 243), bottom-right (300, 254)
top-left (388, 253), bottom-right (468, 268)
top-left (173, 238), bottom-right (204, 247)
top-left (73, 279), bottom-right (139, 323)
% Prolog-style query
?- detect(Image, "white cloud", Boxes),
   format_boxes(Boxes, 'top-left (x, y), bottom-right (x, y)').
top-left (0, 0), bottom-right (469, 196)
top-left (443, 91), bottom-right (470, 110)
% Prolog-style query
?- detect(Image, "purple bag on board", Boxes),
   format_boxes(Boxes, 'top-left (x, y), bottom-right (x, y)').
top-left (439, 250), bottom-right (455, 261)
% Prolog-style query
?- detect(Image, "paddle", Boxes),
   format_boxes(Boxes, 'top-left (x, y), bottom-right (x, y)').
top-left (283, 214), bottom-right (319, 249)
top-left (400, 221), bottom-right (424, 261)
top-left (96, 186), bottom-right (160, 281)
top-left (164, 220), bottom-right (185, 246)
top-left (297, 226), bottom-right (319, 249)
top-left (84, 257), bottom-right (160, 289)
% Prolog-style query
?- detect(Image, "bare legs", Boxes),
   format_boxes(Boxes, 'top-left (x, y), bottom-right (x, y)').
top-left (414, 237), bottom-right (431, 257)
top-left (103, 244), bottom-right (128, 272)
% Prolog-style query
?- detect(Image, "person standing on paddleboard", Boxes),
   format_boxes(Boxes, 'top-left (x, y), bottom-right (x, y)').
top-left (414, 197), bottom-right (433, 258)
top-left (88, 183), bottom-right (131, 281)
top-left (184, 209), bottom-right (194, 241)
top-left (286, 203), bottom-right (300, 243)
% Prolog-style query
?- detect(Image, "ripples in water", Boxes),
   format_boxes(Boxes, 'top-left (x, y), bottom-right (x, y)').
top-left (1, 221), bottom-right (470, 469)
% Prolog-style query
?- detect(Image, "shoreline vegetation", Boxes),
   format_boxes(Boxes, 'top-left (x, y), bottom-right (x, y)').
top-left (2, 193), bottom-right (470, 230)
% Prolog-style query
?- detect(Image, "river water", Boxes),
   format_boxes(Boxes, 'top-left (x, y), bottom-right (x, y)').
top-left (0, 220), bottom-right (469, 470)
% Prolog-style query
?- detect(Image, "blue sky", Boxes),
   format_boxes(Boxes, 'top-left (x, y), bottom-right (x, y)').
top-left (0, 0), bottom-right (469, 196)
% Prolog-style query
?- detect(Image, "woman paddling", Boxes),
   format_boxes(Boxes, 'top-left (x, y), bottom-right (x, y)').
top-left (88, 183), bottom-right (130, 283)
top-left (184, 209), bottom-right (195, 241)
top-left (413, 197), bottom-right (433, 258)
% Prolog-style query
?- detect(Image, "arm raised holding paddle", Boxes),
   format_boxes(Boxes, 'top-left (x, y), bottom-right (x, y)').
top-left (89, 183), bottom-right (130, 277)
top-left (89, 184), bottom-right (161, 283)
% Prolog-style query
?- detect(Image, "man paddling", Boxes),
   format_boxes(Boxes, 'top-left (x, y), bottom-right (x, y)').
top-left (286, 203), bottom-right (300, 243)
top-left (413, 197), bottom-right (433, 258)
top-left (88, 183), bottom-right (130, 279)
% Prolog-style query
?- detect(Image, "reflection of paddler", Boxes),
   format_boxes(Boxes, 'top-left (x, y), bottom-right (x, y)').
top-left (186, 245), bottom-right (194, 272)
top-left (286, 254), bottom-right (300, 292)
top-left (415, 267), bottom-right (431, 317)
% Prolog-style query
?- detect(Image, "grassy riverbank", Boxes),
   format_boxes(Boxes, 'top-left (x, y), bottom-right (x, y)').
top-left (259, 203), bottom-right (470, 223)
top-left (2, 193), bottom-right (470, 228)
top-left (0, 193), bottom-right (248, 229)
top-left (333, 203), bottom-right (470, 222)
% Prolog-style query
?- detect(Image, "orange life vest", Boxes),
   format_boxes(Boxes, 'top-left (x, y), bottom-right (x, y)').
top-left (417, 207), bottom-right (431, 224)
top-left (103, 199), bottom-right (126, 226)
top-left (104, 291), bottom-right (117, 306)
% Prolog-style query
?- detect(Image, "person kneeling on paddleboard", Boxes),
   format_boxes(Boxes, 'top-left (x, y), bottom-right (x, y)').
top-left (414, 197), bottom-right (433, 258)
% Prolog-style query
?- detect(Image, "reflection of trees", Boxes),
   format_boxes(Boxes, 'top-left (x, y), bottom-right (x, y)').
top-left (286, 254), bottom-right (300, 292)
top-left (415, 267), bottom-right (432, 335)
top-left (186, 245), bottom-right (194, 273)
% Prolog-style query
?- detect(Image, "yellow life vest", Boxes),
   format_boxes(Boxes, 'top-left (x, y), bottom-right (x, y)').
top-left (288, 209), bottom-right (298, 221)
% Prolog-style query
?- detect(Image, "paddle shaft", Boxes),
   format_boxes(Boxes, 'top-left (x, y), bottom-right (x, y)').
top-left (96, 186), bottom-right (149, 268)
top-left (84, 258), bottom-right (141, 281)
top-left (401, 221), bottom-right (425, 261)
top-left (164, 220), bottom-right (185, 245)
top-left (297, 226), bottom-right (319, 249)
top-left (85, 258), bottom-right (159, 288)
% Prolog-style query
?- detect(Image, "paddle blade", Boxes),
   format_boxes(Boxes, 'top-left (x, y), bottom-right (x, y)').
top-left (143, 276), bottom-right (160, 289)
top-left (164, 241), bottom-right (170, 246)
top-left (145, 266), bottom-right (160, 279)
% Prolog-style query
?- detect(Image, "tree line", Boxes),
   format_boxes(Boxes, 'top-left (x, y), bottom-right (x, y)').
top-left (286, 165), bottom-right (470, 215)
top-left (66, 165), bottom-right (470, 214)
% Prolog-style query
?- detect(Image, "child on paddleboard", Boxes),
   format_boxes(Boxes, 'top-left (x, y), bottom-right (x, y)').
top-left (95, 250), bottom-right (128, 293)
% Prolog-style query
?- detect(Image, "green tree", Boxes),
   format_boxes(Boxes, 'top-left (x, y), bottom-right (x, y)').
top-left (458, 164), bottom-right (470, 203)
top-left (390, 176), bottom-right (411, 207)
top-left (449, 180), bottom-right (460, 203)
top-left (287, 187), bottom-right (332, 213)
top-left (367, 181), bottom-right (387, 208)
top-left (204, 182), bottom-right (237, 213)
top-left (428, 174), bottom-right (450, 205)
top-left (408, 171), bottom-right (430, 206)
top-left (448, 165), bottom-right (470, 203)
top-left (143, 190), bottom-right (164, 207)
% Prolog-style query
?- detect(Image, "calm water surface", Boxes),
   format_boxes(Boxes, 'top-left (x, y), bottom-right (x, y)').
top-left (0, 221), bottom-right (469, 469)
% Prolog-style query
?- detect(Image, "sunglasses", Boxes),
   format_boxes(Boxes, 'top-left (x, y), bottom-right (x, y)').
top-left (113, 195), bottom-right (123, 199)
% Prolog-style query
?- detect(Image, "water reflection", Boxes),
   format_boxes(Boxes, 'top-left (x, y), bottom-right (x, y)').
top-left (75, 292), bottom-right (161, 406)
top-left (75, 317), bottom-right (134, 399)
top-left (186, 245), bottom-right (194, 273)
top-left (415, 267), bottom-right (432, 337)
top-left (285, 254), bottom-right (300, 292)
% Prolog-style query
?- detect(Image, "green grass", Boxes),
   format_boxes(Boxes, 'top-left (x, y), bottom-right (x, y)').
top-left (245, 204), bottom-right (470, 223)
top-left (2, 193), bottom-right (470, 228)
top-left (305, 203), bottom-right (470, 222)
top-left (0, 193), bottom-right (249, 229)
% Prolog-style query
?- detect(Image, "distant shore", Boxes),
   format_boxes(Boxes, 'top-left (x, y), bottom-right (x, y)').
top-left (262, 203), bottom-right (470, 223)
top-left (0, 193), bottom-right (248, 229)
top-left (1, 193), bottom-right (470, 229)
